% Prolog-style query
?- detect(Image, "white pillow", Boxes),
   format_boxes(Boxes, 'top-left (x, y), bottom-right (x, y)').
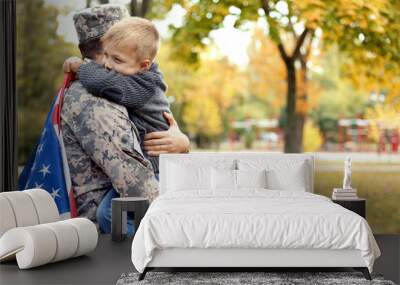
top-left (266, 167), bottom-right (307, 191)
top-left (238, 159), bottom-right (310, 191)
top-left (236, 169), bottom-right (267, 189)
top-left (167, 163), bottom-right (211, 192)
top-left (211, 168), bottom-right (237, 191)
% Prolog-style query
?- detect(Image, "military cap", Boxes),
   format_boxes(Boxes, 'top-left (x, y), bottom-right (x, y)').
top-left (73, 4), bottom-right (130, 44)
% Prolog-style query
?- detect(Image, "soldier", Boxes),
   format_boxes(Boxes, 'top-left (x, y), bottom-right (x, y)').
top-left (61, 4), bottom-right (189, 233)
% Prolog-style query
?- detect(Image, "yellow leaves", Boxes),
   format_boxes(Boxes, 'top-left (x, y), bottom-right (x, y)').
top-left (198, 59), bottom-right (243, 111)
top-left (160, 0), bottom-right (399, 146)
top-left (385, 80), bottom-right (400, 112)
top-left (159, 41), bottom-right (247, 140)
top-left (369, 102), bottom-right (400, 126)
top-left (295, 0), bottom-right (325, 11)
top-left (210, 5), bottom-right (230, 17)
top-left (293, 0), bottom-right (394, 43)
top-left (157, 43), bottom-right (194, 104)
top-left (358, 18), bottom-right (368, 29)
top-left (182, 92), bottom-right (223, 137)
top-left (296, 69), bottom-right (321, 115)
top-left (303, 120), bottom-right (323, 152)
top-left (248, 26), bottom-right (322, 117)
top-left (296, 71), bottom-right (308, 115)
top-left (247, 28), bottom-right (286, 115)
top-left (365, 104), bottom-right (400, 142)
top-left (303, 8), bottom-right (325, 28)
top-left (174, 57), bottom-right (243, 139)
top-left (293, 0), bottom-right (326, 28)
top-left (341, 52), bottom-right (400, 109)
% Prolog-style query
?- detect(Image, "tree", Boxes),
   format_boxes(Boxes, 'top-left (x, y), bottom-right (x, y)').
top-left (157, 43), bottom-right (244, 147)
top-left (366, 104), bottom-right (400, 143)
top-left (156, 43), bottom-right (195, 127)
top-left (17, 0), bottom-right (79, 163)
top-left (310, 46), bottom-right (371, 143)
top-left (160, 0), bottom-right (400, 152)
top-left (247, 28), bottom-right (286, 118)
top-left (127, 0), bottom-right (168, 18)
top-left (182, 93), bottom-right (223, 147)
top-left (181, 57), bottom-right (244, 148)
top-left (303, 120), bottom-right (322, 152)
top-left (129, 0), bottom-right (151, 17)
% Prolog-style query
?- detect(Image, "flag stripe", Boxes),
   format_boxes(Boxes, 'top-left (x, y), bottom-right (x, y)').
top-left (18, 73), bottom-right (77, 218)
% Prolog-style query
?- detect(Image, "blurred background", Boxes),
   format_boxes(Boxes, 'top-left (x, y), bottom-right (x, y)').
top-left (17, 0), bottom-right (399, 233)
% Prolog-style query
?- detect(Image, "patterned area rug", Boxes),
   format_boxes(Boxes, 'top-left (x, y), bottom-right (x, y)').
top-left (116, 271), bottom-right (395, 285)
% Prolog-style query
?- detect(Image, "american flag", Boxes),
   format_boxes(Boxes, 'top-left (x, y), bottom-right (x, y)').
top-left (18, 73), bottom-right (77, 219)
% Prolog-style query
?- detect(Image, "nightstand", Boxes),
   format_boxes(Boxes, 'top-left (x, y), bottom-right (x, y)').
top-left (332, 198), bottom-right (366, 218)
top-left (111, 197), bottom-right (149, 242)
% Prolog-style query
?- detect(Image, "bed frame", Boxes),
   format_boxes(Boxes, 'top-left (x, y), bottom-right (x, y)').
top-left (139, 248), bottom-right (371, 280)
top-left (138, 153), bottom-right (372, 281)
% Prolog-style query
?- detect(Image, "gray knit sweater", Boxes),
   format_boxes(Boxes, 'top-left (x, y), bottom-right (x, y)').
top-left (77, 61), bottom-right (170, 174)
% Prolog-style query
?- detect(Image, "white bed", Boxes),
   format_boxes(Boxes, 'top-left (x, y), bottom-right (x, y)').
top-left (131, 153), bottom-right (380, 280)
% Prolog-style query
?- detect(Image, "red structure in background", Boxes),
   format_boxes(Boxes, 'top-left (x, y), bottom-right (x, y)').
top-left (227, 115), bottom-right (399, 153)
top-left (337, 116), bottom-right (399, 153)
top-left (338, 117), bottom-right (369, 152)
top-left (391, 130), bottom-right (399, 153)
top-left (379, 128), bottom-right (400, 153)
top-left (378, 133), bottom-right (386, 153)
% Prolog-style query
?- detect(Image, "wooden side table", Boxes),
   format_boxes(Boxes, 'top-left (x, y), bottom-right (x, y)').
top-left (111, 197), bottom-right (149, 242)
top-left (332, 198), bottom-right (366, 218)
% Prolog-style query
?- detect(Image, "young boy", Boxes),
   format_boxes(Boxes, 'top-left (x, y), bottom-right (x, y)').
top-left (64, 17), bottom-right (170, 176)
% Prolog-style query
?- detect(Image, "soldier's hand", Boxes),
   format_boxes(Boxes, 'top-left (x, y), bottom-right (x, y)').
top-left (143, 112), bottom-right (190, 156)
top-left (63, 56), bottom-right (84, 74)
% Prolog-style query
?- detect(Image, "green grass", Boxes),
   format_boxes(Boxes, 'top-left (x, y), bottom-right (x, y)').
top-left (314, 168), bottom-right (400, 234)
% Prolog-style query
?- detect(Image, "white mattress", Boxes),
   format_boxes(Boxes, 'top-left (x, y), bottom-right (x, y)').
top-left (131, 190), bottom-right (380, 273)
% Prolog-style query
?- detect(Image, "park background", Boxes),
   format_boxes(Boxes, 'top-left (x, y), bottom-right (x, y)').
top-left (17, 0), bottom-right (399, 233)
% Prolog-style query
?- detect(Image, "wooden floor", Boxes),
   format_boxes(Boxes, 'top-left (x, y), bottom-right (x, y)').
top-left (0, 235), bottom-right (398, 285)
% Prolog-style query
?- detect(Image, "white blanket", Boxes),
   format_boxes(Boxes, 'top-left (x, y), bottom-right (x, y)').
top-left (131, 190), bottom-right (380, 273)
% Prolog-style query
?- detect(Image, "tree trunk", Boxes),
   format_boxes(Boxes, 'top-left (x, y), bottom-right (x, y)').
top-left (284, 60), bottom-right (303, 153)
top-left (296, 58), bottom-right (308, 150)
top-left (195, 135), bottom-right (210, 149)
top-left (295, 112), bottom-right (305, 152)
top-left (261, 4), bottom-right (311, 153)
top-left (130, 0), bottom-right (151, 18)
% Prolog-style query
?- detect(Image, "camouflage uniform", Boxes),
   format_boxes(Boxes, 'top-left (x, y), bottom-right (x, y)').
top-left (61, 5), bottom-right (158, 222)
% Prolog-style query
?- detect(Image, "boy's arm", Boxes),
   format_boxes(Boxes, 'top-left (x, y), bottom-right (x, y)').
top-left (77, 61), bottom-right (156, 109)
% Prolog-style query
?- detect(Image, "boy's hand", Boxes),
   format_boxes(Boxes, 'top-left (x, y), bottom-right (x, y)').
top-left (63, 56), bottom-right (84, 73)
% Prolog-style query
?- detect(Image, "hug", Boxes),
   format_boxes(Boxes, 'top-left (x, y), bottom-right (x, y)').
top-left (62, 5), bottom-right (191, 234)
top-left (21, 4), bottom-right (190, 235)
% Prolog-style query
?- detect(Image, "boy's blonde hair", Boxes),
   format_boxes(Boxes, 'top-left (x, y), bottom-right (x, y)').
top-left (101, 17), bottom-right (160, 62)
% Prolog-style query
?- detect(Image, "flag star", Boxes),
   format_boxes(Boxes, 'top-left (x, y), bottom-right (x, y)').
top-left (38, 164), bottom-right (51, 177)
top-left (37, 143), bottom-right (44, 154)
top-left (50, 187), bottom-right (61, 199)
top-left (34, 182), bottom-right (44, 189)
